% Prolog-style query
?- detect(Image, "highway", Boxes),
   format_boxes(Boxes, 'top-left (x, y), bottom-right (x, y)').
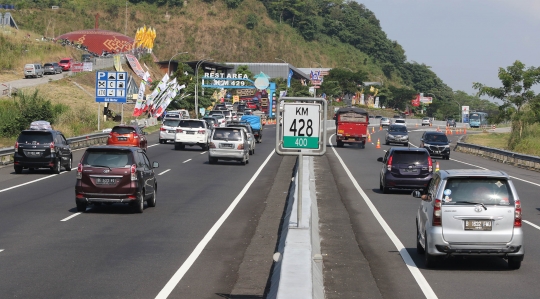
top-left (0, 125), bottom-right (282, 298)
top-left (323, 126), bottom-right (540, 299)
top-left (2, 123), bottom-right (540, 298)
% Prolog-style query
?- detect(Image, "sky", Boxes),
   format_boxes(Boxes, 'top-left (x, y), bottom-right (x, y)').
top-left (359, 0), bottom-right (540, 97)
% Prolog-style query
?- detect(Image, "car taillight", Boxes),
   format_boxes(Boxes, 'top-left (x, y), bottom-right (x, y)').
top-left (432, 199), bottom-right (442, 226)
top-left (428, 156), bottom-right (433, 172)
top-left (387, 155), bottom-right (392, 171)
top-left (76, 163), bottom-right (83, 179)
top-left (176, 128), bottom-right (183, 133)
top-left (133, 133), bottom-right (139, 139)
top-left (50, 142), bottom-right (55, 150)
top-left (160, 127), bottom-right (166, 131)
top-left (209, 142), bottom-right (216, 148)
top-left (514, 200), bottom-right (522, 227)
top-left (198, 130), bottom-right (206, 134)
top-left (237, 144), bottom-right (244, 149)
top-left (131, 164), bottom-right (137, 181)
top-left (108, 133), bottom-right (113, 139)
top-left (14, 141), bottom-right (18, 152)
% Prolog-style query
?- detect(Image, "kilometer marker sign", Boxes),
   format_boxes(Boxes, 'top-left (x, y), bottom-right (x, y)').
top-left (282, 103), bottom-right (321, 149)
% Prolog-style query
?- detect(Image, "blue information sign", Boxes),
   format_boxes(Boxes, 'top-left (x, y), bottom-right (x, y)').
top-left (95, 71), bottom-right (128, 103)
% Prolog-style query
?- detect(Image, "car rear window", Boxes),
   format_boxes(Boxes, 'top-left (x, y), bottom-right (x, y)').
top-left (82, 150), bottom-right (133, 168)
top-left (213, 129), bottom-right (243, 141)
top-left (18, 132), bottom-right (53, 144)
top-left (443, 178), bottom-right (513, 205)
top-left (395, 119), bottom-right (406, 124)
top-left (44, 63), bottom-right (53, 67)
top-left (60, 60), bottom-right (70, 63)
top-left (425, 134), bottom-right (448, 143)
top-left (391, 151), bottom-right (428, 164)
top-left (389, 125), bottom-right (407, 133)
top-left (163, 120), bottom-right (180, 127)
top-left (179, 120), bottom-right (205, 128)
top-left (112, 126), bottom-right (136, 134)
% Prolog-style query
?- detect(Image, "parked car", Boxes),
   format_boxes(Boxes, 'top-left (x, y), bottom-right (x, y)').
top-left (245, 102), bottom-right (258, 110)
top-left (421, 117), bottom-right (432, 126)
top-left (380, 117), bottom-right (391, 127)
top-left (82, 53), bottom-right (92, 62)
top-left (107, 125), bottom-right (148, 151)
top-left (237, 104), bottom-right (247, 112)
top-left (58, 58), bottom-right (73, 71)
top-left (14, 127), bottom-right (72, 174)
top-left (208, 127), bottom-right (250, 165)
top-left (377, 147), bottom-right (433, 194)
top-left (385, 124), bottom-right (409, 146)
top-left (174, 119), bottom-right (211, 150)
top-left (413, 169), bottom-right (523, 269)
top-left (24, 63), bottom-right (44, 78)
top-left (447, 118), bottom-right (456, 127)
top-left (420, 131), bottom-right (451, 160)
top-left (227, 121), bottom-right (256, 154)
top-left (75, 146), bottom-right (158, 213)
top-left (43, 62), bottom-right (62, 75)
top-left (159, 118), bottom-right (181, 144)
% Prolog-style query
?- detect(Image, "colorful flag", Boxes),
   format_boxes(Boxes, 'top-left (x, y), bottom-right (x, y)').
top-left (154, 84), bottom-right (186, 118)
top-left (145, 73), bottom-right (169, 113)
top-left (133, 71), bottom-right (150, 116)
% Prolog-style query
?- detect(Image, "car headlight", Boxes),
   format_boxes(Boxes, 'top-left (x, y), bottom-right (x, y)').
top-left (388, 135), bottom-right (395, 139)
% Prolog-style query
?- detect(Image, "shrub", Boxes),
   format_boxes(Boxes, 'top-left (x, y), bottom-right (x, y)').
top-left (246, 14), bottom-right (258, 30)
top-left (225, 0), bottom-right (243, 9)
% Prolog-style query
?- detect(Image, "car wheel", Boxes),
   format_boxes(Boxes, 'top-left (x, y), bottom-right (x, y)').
top-left (241, 156), bottom-right (247, 165)
top-left (379, 181), bottom-right (384, 192)
top-left (337, 140), bottom-right (344, 147)
top-left (249, 149), bottom-right (253, 155)
top-left (134, 192), bottom-right (144, 213)
top-left (383, 186), bottom-right (390, 194)
top-left (53, 158), bottom-right (62, 174)
top-left (507, 257), bottom-right (522, 269)
top-left (174, 142), bottom-right (182, 150)
top-left (445, 155), bottom-right (450, 160)
top-left (147, 189), bottom-right (156, 208)
top-left (424, 233), bottom-right (439, 268)
top-left (28, 167), bottom-right (35, 172)
top-left (209, 157), bottom-right (218, 164)
top-left (416, 223), bottom-right (425, 254)
top-left (65, 156), bottom-right (72, 171)
top-left (14, 165), bottom-right (23, 174)
top-left (76, 202), bottom-right (87, 212)
top-left (385, 140), bottom-right (389, 145)
top-left (159, 139), bottom-right (164, 144)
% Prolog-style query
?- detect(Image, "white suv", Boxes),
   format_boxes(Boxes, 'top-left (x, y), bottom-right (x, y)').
top-left (174, 119), bottom-right (211, 150)
top-left (159, 118), bottom-right (181, 144)
top-left (414, 169), bottom-right (524, 269)
top-left (208, 127), bottom-right (250, 165)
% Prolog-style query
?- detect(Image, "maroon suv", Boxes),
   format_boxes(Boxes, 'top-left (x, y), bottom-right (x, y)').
top-left (75, 146), bottom-right (158, 213)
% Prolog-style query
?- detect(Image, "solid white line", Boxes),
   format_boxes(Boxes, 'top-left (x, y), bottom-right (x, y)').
top-left (330, 134), bottom-right (438, 299)
top-left (61, 212), bottom-right (82, 222)
top-left (200, 151), bottom-right (207, 155)
top-left (182, 159), bottom-right (191, 163)
top-left (0, 173), bottom-right (60, 193)
top-left (155, 149), bottom-right (275, 299)
top-left (523, 220), bottom-right (540, 231)
top-left (158, 169), bottom-right (171, 176)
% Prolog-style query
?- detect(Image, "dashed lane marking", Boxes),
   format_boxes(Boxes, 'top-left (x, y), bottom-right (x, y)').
top-left (61, 212), bottom-right (83, 222)
top-left (158, 169), bottom-right (171, 175)
top-left (182, 159), bottom-right (191, 163)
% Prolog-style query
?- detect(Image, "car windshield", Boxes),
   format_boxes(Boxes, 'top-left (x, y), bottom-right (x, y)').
top-left (442, 178), bottom-right (513, 205)
top-left (423, 118), bottom-right (430, 120)
top-left (60, 60), bottom-right (70, 63)
top-left (18, 132), bottom-right (53, 144)
top-left (389, 125), bottom-right (407, 133)
top-left (112, 127), bottom-right (136, 134)
top-left (82, 150), bottom-right (133, 168)
top-left (163, 120), bottom-right (180, 127)
top-left (179, 120), bottom-right (205, 128)
top-left (44, 64), bottom-right (53, 67)
top-left (391, 151), bottom-right (428, 164)
top-left (213, 128), bottom-right (243, 141)
top-left (425, 134), bottom-right (448, 143)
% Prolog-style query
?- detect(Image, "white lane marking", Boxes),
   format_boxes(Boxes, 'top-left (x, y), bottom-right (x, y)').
top-left (200, 151), bottom-right (207, 155)
top-left (149, 144), bottom-right (159, 148)
top-left (0, 173), bottom-right (63, 193)
top-left (155, 149), bottom-right (276, 299)
top-left (0, 249), bottom-right (3, 253)
top-left (61, 212), bottom-right (83, 222)
top-left (182, 159), bottom-right (191, 163)
top-left (330, 134), bottom-right (438, 299)
top-left (524, 220), bottom-right (540, 231)
top-left (158, 169), bottom-right (171, 176)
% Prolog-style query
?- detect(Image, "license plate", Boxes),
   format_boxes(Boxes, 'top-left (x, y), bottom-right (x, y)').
top-left (403, 169), bottom-right (418, 172)
top-left (168, 130), bottom-right (176, 133)
top-left (220, 143), bottom-right (233, 148)
top-left (27, 151), bottom-right (42, 156)
top-left (464, 220), bottom-right (492, 231)
top-left (117, 137), bottom-right (128, 141)
top-left (95, 178), bottom-right (117, 185)
top-left (186, 131), bottom-right (195, 135)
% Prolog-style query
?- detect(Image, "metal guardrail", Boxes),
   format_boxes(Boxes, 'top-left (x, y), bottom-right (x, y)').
top-left (0, 132), bottom-right (109, 166)
top-left (455, 141), bottom-right (540, 171)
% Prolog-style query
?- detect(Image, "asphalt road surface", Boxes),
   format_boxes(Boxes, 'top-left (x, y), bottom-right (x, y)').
top-left (3, 71), bottom-right (69, 90)
top-left (324, 125), bottom-right (540, 299)
top-left (0, 125), bottom-right (282, 298)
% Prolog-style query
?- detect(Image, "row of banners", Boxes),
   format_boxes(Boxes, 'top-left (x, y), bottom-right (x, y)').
top-left (133, 73), bottom-right (186, 118)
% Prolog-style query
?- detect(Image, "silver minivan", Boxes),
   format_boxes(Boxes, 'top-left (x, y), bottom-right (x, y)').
top-left (414, 169), bottom-right (524, 269)
top-left (24, 63), bottom-right (44, 78)
top-left (208, 127), bottom-right (250, 165)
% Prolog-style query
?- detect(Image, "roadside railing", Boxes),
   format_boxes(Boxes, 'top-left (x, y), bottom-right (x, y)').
top-left (455, 141), bottom-right (540, 172)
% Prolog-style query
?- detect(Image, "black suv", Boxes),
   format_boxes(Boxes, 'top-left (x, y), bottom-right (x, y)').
top-left (14, 130), bottom-right (72, 174)
top-left (377, 148), bottom-right (433, 193)
top-left (420, 131), bottom-right (451, 160)
top-left (75, 146), bottom-right (159, 213)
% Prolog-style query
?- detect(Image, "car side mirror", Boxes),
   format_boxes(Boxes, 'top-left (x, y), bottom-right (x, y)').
top-left (412, 190), bottom-right (422, 198)
top-left (143, 131), bottom-right (147, 135)
top-left (377, 157), bottom-right (383, 162)
top-left (152, 161), bottom-right (159, 168)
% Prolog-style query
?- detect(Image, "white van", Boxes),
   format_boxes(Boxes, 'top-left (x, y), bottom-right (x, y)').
top-left (24, 63), bottom-right (44, 78)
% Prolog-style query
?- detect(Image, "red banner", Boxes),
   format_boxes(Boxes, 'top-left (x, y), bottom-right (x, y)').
top-left (71, 63), bottom-right (83, 73)
top-left (411, 94), bottom-right (420, 107)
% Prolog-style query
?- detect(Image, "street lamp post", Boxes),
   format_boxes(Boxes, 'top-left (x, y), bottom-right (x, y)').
top-left (453, 99), bottom-right (461, 123)
top-left (195, 58), bottom-right (213, 119)
top-left (168, 52), bottom-right (188, 76)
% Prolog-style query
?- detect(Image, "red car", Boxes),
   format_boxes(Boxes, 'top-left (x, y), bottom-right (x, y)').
top-left (246, 101), bottom-right (258, 110)
top-left (58, 58), bottom-right (73, 71)
top-left (107, 125), bottom-right (148, 151)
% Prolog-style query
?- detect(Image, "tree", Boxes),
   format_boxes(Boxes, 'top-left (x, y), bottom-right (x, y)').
top-left (473, 60), bottom-right (540, 148)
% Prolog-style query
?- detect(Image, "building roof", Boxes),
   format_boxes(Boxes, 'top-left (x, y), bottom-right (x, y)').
top-left (56, 29), bottom-right (134, 54)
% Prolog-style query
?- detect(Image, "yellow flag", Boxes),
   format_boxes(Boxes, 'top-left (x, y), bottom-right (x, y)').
top-left (370, 86), bottom-right (374, 92)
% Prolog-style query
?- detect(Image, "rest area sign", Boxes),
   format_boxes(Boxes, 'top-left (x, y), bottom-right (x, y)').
top-left (95, 71), bottom-right (128, 103)
top-left (282, 103), bottom-right (321, 149)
